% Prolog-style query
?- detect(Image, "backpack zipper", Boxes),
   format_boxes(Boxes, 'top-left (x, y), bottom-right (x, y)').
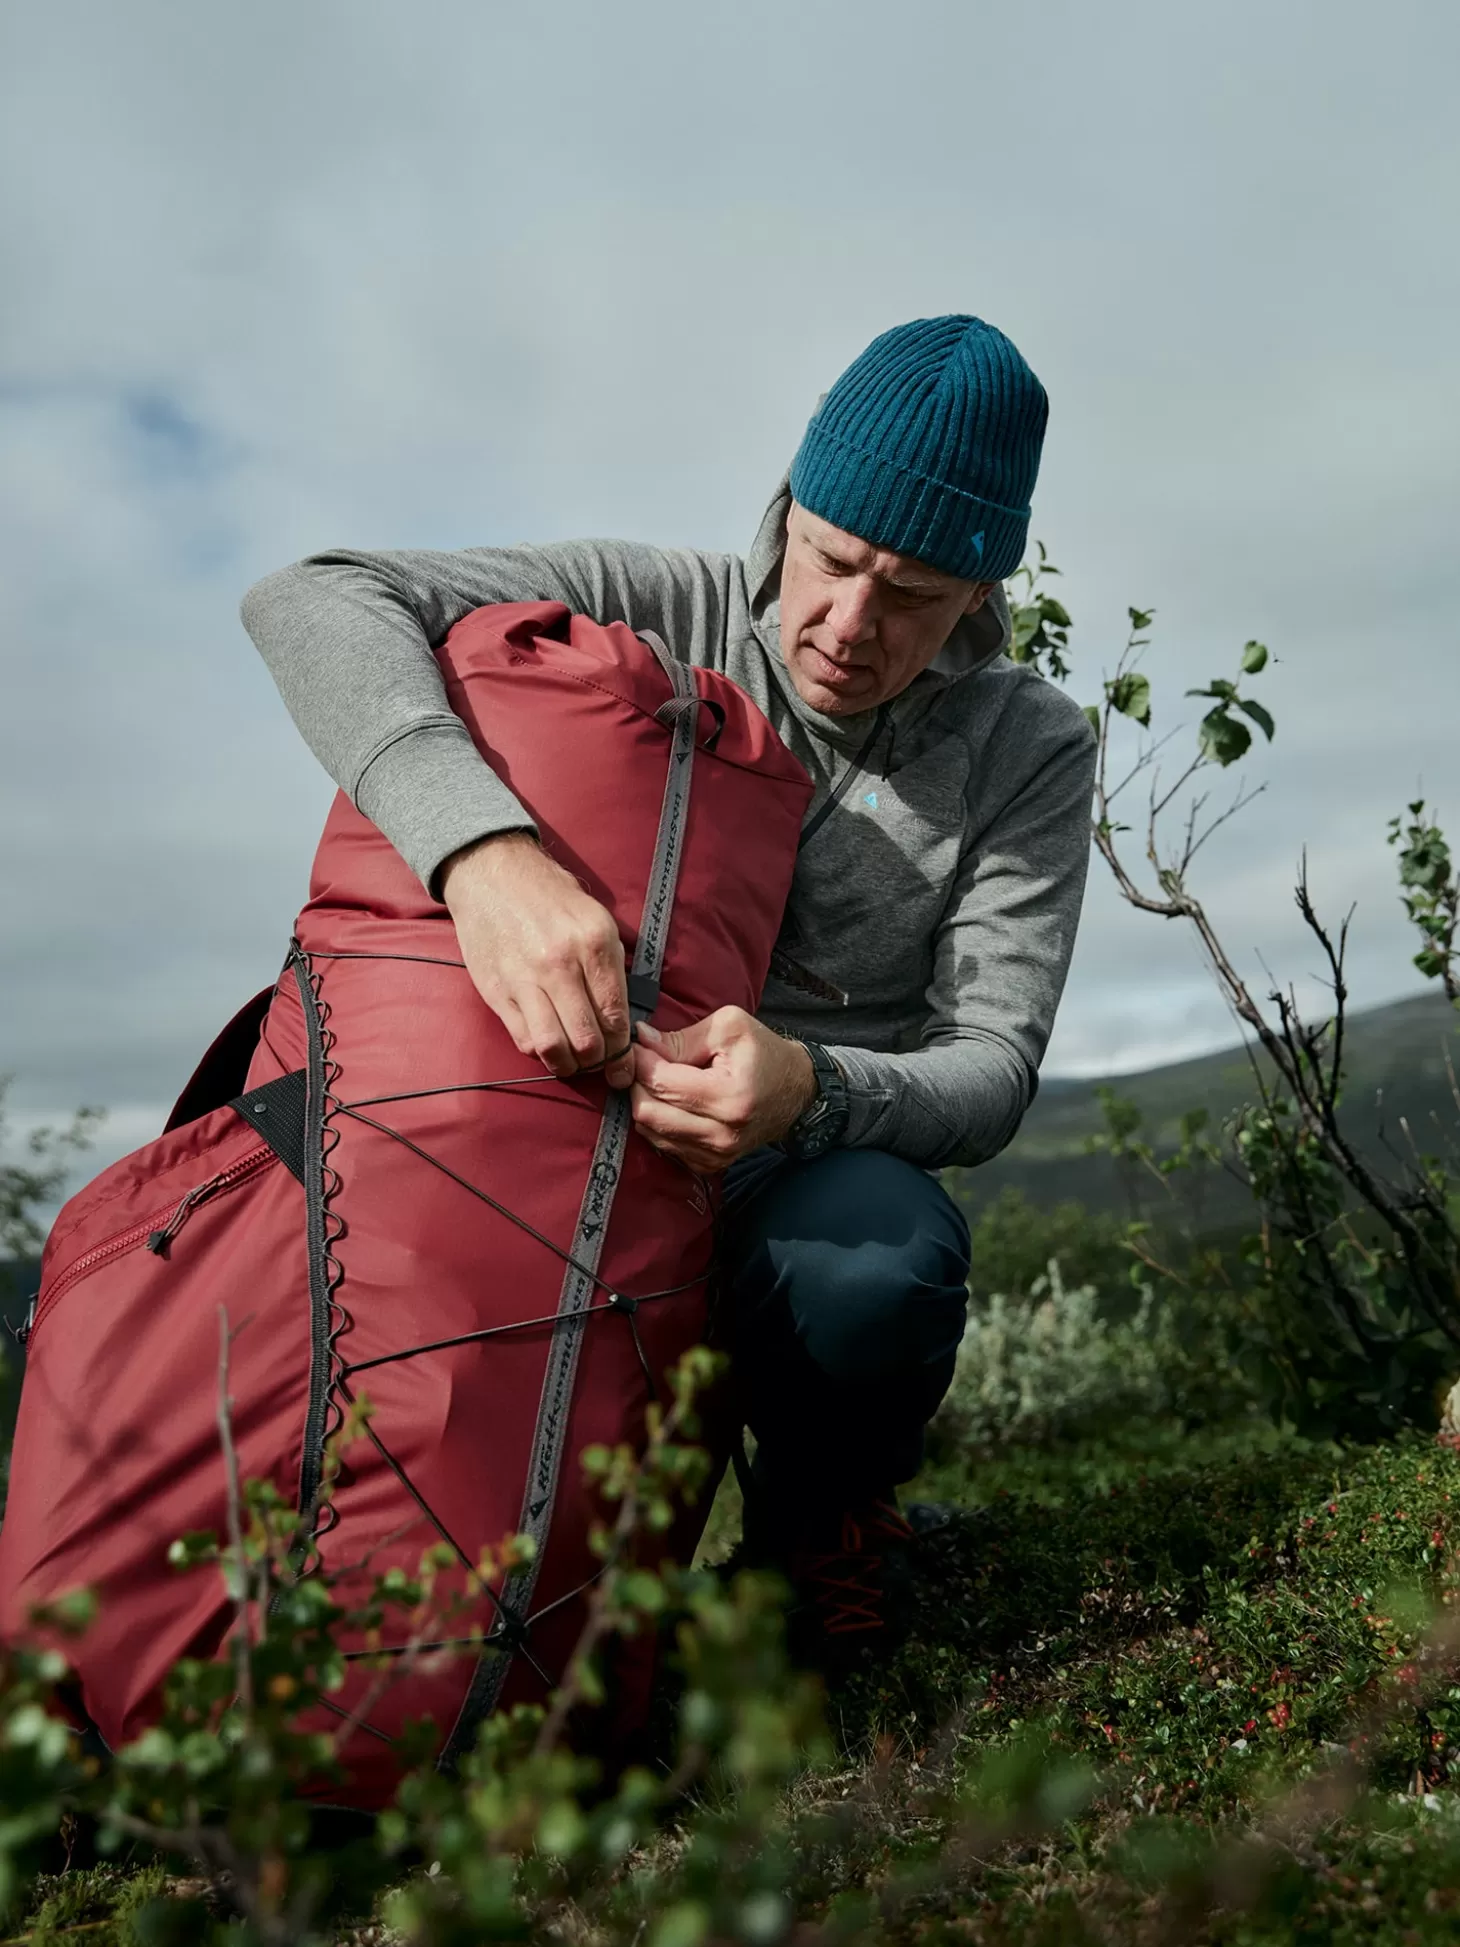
top-left (767, 946), bottom-right (849, 1008)
top-left (24, 1144), bottom-right (274, 1345)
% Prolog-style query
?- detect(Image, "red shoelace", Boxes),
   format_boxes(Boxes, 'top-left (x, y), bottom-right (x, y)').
top-left (793, 1499), bottom-right (913, 1637)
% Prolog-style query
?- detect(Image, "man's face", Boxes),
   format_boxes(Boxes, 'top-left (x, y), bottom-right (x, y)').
top-left (778, 502), bottom-right (995, 717)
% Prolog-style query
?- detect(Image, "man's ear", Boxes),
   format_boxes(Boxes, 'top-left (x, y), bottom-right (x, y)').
top-left (962, 580), bottom-right (998, 616)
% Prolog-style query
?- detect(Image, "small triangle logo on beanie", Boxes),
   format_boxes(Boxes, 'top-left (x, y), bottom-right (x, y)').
top-left (970, 531), bottom-right (985, 561)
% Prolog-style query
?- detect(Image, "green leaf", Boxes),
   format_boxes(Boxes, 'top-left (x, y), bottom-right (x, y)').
top-left (1197, 706), bottom-right (1252, 767)
top-left (1236, 697), bottom-right (1276, 741)
top-left (739, 1892), bottom-right (792, 1945)
top-left (1108, 671), bottom-right (1152, 727)
top-left (1128, 606), bottom-right (1154, 632)
top-left (616, 1569), bottom-right (668, 1614)
top-left (574, 1655), bottom-right (607, 1706)
top-left (1241, 639), bottom-right (1269, 673)
top-left (168, 1532), bottom-right (220, 1569)
top-left (1082, 703), bottom-right (1100, 734)
top-left (27, 1587), bottom-right (98, 1636)
top-left (537, 1801), bottom-right (585, 1859)
top-left (650, 1901), bottom-right (710, 1947)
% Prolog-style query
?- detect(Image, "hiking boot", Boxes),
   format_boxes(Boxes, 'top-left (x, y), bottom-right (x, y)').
top-left (772, 1494), bottom-right (917, 1675)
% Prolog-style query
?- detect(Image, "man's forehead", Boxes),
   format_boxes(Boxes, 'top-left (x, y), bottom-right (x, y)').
top-left (792, 505), bottom-right (964, 592)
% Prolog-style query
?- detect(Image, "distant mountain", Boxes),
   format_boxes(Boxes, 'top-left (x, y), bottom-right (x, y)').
top-left (948, 990), bottom-right (1460, 1223)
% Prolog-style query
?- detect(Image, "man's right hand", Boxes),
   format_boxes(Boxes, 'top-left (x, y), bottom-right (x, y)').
top-left (440, 833), bottom-right (635, 1089)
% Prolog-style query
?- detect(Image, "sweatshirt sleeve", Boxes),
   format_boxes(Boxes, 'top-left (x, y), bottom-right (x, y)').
top-left (239, 540), bottom-right (730, 893)
top-left (823, 711), bottom-right (1097, 1170)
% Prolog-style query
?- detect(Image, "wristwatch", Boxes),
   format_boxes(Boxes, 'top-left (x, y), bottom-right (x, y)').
top-left (783, 1041), bottom-right (850, 1160)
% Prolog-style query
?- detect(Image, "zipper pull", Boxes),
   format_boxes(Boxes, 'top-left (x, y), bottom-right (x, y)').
top-left (768, 947), bottom-right (849, 1008)
top-left (12, 1293), bottom-right (37, 1346)
top-left (146, 1176), bottom-right (220, 1257)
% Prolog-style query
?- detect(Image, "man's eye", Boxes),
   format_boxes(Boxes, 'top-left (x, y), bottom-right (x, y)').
top-left (817, 554), bottom-right (853, 577)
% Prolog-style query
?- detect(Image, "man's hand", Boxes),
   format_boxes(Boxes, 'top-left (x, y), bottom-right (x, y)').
top-left (630, 1009), bottom-right (818, 1173)
top-left (440, 833), bottom-right (635, 1088)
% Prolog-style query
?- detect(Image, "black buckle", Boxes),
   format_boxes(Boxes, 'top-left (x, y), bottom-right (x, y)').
top-left (627, 973), bottom-right (660, 1018)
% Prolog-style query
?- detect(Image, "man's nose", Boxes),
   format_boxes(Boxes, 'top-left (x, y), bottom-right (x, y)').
top-left (828, 579), bottom-right (877, 647)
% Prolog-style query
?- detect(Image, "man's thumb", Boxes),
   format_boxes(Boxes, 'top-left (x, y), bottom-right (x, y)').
top-left (637, 1019), bottom-right (714, 1066)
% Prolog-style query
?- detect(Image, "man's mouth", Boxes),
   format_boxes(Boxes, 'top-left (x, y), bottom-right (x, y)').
top-left (804, 645), bottom-right (868, 687)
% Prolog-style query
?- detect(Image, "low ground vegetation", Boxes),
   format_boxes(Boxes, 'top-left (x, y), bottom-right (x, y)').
top-left (10, 1386), bottom-right (1460, 1944)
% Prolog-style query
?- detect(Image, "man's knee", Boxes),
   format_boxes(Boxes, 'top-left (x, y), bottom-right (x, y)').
top-left (725, 1149), bottom-right (970, 1386)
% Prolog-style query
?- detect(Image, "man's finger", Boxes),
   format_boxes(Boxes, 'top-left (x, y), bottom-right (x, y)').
top-left (637, 1019), bottom-right (716, 1068)
top-left (583, 942), bottom-right (633, 1087)
top-left (649, 1137), bottom-right (729, 1174)
top-left (633, 1042), bottom-right (728, 1116)
top-left (630, 1088), bottom-right (725, 1148)
top-left (493, 993), bottom-right (537, 1063)
top-left (602, 1041), bottom-right (637, 1091)
top-left (644, 1135), bottom-right (735, 1174)
top-left (584, 935), bottom-right (630, 1034)
top-left (643, 1009), bottom-right (748, 1065)
top-left (517, 987), bottom-right (579, 1077)
top-left (543, 971), bottom-right (608, 1071)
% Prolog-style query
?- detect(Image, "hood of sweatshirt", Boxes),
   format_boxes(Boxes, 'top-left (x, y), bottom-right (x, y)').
top-left (742, 469), bottom-right (1013, 757)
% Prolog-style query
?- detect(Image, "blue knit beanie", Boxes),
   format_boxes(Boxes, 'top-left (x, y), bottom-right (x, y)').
top-left (789, 315), bottom-right (1047, 583)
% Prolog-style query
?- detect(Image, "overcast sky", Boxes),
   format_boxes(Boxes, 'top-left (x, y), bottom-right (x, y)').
top-left (3, 0), bottom-right (1458, 1189)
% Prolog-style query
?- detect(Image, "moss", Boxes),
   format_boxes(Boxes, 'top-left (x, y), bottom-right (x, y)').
top-left (10, 1866), bottom-right (173, 1947)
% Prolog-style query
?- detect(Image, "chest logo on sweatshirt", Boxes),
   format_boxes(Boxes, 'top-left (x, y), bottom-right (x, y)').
top-left (864, 792), bottom-right (879, 810)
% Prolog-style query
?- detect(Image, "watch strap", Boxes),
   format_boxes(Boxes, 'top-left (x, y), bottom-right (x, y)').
top-left (784, 1041), bottom-right (850, 1159)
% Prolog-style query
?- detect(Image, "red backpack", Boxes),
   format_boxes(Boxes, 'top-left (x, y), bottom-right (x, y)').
top-left (0, 603), bottom-right (810, 1807)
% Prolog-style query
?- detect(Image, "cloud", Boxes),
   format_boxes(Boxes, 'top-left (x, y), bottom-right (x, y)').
top-left (2, 0), bottom-right (1458, 1204)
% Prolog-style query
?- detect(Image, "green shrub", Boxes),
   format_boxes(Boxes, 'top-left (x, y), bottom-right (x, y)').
top-left (931, 1257), bottom-right (1256, 1461)
top-left (957, 1187), bottom-right (1135, 1312)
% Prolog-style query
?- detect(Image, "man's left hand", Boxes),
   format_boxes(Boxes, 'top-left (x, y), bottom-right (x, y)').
top-left (630, 1009), bottom-right (818, 1173)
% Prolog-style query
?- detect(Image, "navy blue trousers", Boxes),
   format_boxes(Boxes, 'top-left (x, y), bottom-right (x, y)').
top-left (718, 1148), bottom-right (971, 1503)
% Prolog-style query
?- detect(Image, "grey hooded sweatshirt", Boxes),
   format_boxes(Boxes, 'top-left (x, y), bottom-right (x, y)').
top-left (239, 476), bottom-right (1097, 1170)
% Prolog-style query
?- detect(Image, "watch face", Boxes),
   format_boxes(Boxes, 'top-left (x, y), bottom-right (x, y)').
top-left (788, 1044), bottom-right (849, 1159)
top-left (789, 1099), bottom-right (840, 1159)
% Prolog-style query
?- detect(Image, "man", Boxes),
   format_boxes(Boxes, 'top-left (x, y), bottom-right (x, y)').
top-left (241, 315), bottom-right (1097, 1658)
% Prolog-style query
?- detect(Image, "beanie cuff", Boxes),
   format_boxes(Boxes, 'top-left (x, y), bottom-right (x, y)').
top-left (791, 423), bottom-right (1030, 582)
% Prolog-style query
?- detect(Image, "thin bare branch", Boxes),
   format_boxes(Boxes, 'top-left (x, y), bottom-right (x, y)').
top-left (1183, 781), bottom-right (1266, 871)
top-left (215, 1308), bottom-right (253, 1720)
top-left (1148, 749), bottom-right (1207, 827)
top-left (1105, 722), bottom-right (1185, 808)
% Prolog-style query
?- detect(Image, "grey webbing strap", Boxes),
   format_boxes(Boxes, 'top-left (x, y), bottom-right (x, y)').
top-left (637, 626), bottom-right (685, 691)
top-left (440, 630), bottom-right (699, 1760)
top-left (629, 632), bottom-right (696, 1024)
